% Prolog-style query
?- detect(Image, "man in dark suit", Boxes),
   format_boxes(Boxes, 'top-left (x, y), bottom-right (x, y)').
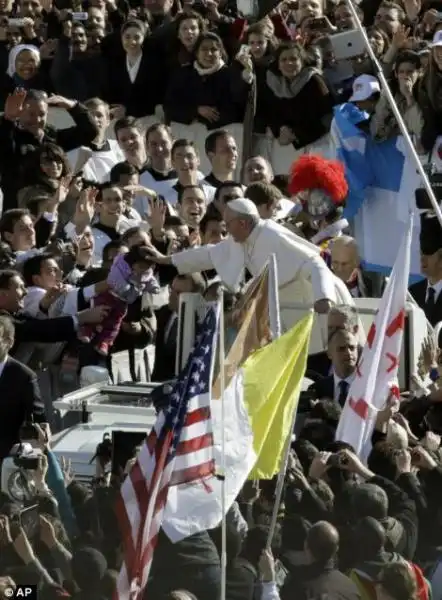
top-left (0, 269), bottom-right (108, 356)
top-left (0, 315), bottom-right (46, 459)
top-left (307, 304), bottom-right (360, 378)
top-left (308, 327), bottom-right (359, 408)
top-left (330, 235), bottom-right (385, 298)
top-left (152, 272), bottom-right (206, 382)
top-left (409, 215), bottom-right (442, 328)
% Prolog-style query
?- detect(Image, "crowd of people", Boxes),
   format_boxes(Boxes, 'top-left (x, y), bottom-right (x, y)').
top-left (1, 0), bottom-right (442, 597)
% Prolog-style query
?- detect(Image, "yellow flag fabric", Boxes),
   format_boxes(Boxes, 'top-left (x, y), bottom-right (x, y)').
top-left (243, 313), bottom-right (313, 479)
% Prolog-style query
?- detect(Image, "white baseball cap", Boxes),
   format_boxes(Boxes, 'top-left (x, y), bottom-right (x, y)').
top-left (432, 29), bottom-right (442, 47)
top-left (349, 74), bottom-right (381, 102)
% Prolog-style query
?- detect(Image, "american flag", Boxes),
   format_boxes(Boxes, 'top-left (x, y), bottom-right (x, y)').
top-left (115, 305), bottom-right (219, 600)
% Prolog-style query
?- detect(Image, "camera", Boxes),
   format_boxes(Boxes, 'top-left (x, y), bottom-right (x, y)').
top-left (1, 443), bottom-right (44, 503)
top-left (415, 163), bottom-right (442, 210)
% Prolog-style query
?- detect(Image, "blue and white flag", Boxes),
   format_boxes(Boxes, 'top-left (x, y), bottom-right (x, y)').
top-left (331, 103), bottom-right (422, 278)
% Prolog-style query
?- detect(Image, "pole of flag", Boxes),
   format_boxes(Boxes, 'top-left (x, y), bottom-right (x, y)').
top-left (266, 255), bottom-right (286, 548)
top-left (218, 288), bottom-right (227, 600)
top-left (345, 0), bottom-right (442, 229)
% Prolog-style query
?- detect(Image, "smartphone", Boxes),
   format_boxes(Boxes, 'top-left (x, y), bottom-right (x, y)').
top-left (309, 17), bottom-right (328, 30)
top-left (72, 11), bottom-right (88, 20)
top-left (8, 18), bottom-right (26, 26)
top-left (111, 430), bottom-right (146, 475)
top-left (20, 505), bottom-right (39, 541)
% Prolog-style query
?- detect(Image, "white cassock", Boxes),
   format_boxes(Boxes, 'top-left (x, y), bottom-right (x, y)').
top-left (171, 217), bottom-right (354, 351)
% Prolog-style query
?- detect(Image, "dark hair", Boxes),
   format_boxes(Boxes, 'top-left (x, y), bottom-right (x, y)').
top-left (110, 161), bottom-right (139, 183)
top-left (390, 50), bottom-right (421, 99)
top-left (0, 269), bottom-right (21, 290)
top-left (214, 181), bottom-right (243, 203)
top-left (193, 32), bottom-right (227, 62)
top-left (121, 19), bottom-right (148, 36)
top-left (172, 138), bottom-right (198, 158)
top-left (22, 252), bottom-right (56, 287)
top-left (175, 10), bottom-right (205, 39)
top-left (367, 440), bottom-right (398, 481)
top-left (165, 214), bottom-right (185, 227)
top-left (244, 20), bottom-right (278, 55)
top-left (36, 142), bottom-right (71, 179)
top-left (378, 0), bottom-right (405, 21)
top-left (102, 240), bottom-right (126, 262)
top-left (174, 272), bottom-right (206, 295)
top-left (124, 244), bottom-right (154, 267)
top-left (114, 116), bottom-right (139, 139)
top-left (145, 122), bottom-right (173, 144)
top-left (205, 129), bottom-right (231, 156)
top-left (24, 89), bottom-right (48, 104)
top-left (273, 41), bottom-right (305, 73)
top-left (245, 182), bottom-right (282, 207)
top-left (0, 209), bottom-right (30, 239)
top-left (200, 210), bottom-right (223, 235)
top-left (177, 184), bottom-right (204, 204)
top-left (121, 226), bottom-right (148, 244)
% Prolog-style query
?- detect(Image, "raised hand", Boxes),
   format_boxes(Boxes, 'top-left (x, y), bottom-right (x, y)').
top-left (74, 187), bottom-right (98, 233)
top-left (4, 89), bottom-right (27, 121)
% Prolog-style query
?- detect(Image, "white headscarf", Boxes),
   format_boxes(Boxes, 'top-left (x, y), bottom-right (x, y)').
top-left (7, 44), bottom-right (40, 78)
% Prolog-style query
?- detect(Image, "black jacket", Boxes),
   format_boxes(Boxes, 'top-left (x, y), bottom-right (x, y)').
top-left (0, 102), bottom-right (97, 211)
top-left (281, 560), bottom-right (361, 600)
top-left (50, 37), bottom-right (107, 102)
top-left (409, 278), bottom-right (442, 327)
top-left (103, 47), bottom-right (162, 118)
top-left (0, 356), bottom-right (45, 458)
top-left (152, 305), bottom-right (177, 383)
top-left (164, 62), bottom-right (250, 130)
top-left (2, 311), bottom-right (77, 357)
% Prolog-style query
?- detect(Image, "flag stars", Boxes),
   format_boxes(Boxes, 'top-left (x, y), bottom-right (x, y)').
top-left (192, 372), bottom-right (201, 383)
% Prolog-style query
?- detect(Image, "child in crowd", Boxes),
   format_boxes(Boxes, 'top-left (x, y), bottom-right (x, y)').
top-left (78, 244), bottom-right (160, 355)
top-left (67, 98), bottom-right (125, 183)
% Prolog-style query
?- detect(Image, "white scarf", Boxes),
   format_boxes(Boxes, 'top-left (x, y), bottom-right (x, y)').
top-left (126, 53), bottom-right (142, 84)
top-left (193, 59), bottom-right (225, 77)
top-left (7, 44), bottom-right (40, 78)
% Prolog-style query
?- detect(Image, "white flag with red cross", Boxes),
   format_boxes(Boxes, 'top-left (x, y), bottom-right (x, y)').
top-left (335, 215), bottom-right (414, 460)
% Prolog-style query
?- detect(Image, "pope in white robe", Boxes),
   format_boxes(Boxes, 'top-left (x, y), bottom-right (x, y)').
top-left (149, 199), bottom-right (353, 350)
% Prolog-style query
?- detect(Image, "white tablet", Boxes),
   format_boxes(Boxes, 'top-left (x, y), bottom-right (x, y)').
top-left (328, 29), bottom-right (366, 61)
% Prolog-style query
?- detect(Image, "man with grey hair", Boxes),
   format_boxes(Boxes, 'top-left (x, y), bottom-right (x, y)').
top-left (307, 304), bottom-right (361, 377)
top-left (147, 198), bottom-right (353, 333)
top-left (331, 235), bottom-right (384, 298)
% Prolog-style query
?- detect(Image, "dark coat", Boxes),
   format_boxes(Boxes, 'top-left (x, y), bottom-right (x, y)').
top-left (164, 62), bottom-right (250, 129)
top-left (0, 356), bottom-right (46, 458)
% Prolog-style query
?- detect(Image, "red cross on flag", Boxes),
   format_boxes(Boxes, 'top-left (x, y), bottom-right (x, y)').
top-left (335, 215), bottom-right (414, 460)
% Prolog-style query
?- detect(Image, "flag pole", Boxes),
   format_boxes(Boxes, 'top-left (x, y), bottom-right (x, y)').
top-left (266, 255), bottom-right (286, 548)
top-left (345, 0), bottom-right (442, 229)
top-left (218, 288), bottom-right (227, 600)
